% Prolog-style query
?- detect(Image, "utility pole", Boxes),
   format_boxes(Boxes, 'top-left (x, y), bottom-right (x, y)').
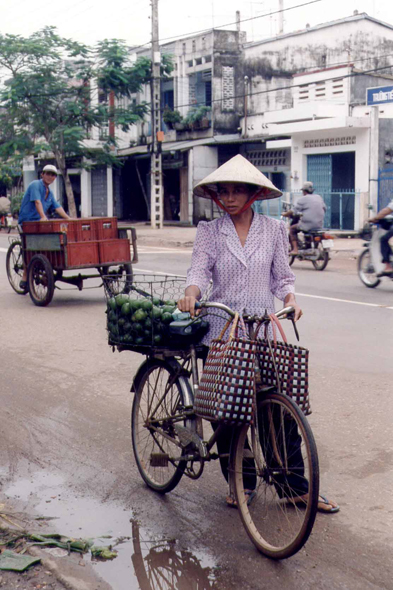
top-left (150, 0), bottom-right (163, 229)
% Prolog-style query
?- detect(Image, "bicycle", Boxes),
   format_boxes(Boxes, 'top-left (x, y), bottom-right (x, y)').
top-left (106, 275), bottom-right (319, 560)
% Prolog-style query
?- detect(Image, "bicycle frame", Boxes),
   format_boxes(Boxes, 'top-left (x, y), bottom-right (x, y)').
top-left (145, 304), bottom-right (295, 465)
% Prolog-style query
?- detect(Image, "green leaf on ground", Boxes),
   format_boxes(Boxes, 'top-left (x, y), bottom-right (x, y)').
top-left (0, 549), bottom-right (40, 572)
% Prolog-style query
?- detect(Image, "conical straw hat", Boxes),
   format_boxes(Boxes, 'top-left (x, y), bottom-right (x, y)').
top-left (193, 154), bottom-right (282, 200)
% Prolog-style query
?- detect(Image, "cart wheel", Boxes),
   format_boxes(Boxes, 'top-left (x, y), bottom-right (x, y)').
top-left (28, 254), bottom-right (55, 307)
top-left (101, 263), bottom-right (133, 296)
top-left (6, 240), bottom-right (28, 295)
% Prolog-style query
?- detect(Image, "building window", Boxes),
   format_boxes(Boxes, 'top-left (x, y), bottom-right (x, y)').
top-left (204, 55), bottom-right (212, 63)
top-left (222, 65), bottom-right (235, 111)
top-left (202, 36), bottom-right (206, 50)
top-left (189, 70), bottom-right (212, 107)
top-left (182, 42), bottom-right (186, 55)
top-left (195, 57), bottom-right (202, 66)
top-left (298, 84), bottom-right (309, 100)
top-left (304, 136), bottom-right (356, 148)
top-left (192, 40), bottom-right (196, 53)
top-left (247, 150), bottom-right (289, 167)
top-left (205, 80), bottom-right (212, 106)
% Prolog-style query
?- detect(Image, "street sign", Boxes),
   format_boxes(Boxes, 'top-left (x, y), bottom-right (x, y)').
top-left (366, 85), bottom-right (393, 105)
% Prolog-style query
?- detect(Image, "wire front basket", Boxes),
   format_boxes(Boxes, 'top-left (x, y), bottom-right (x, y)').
top-left (104, 274), bottom-right (188, 350)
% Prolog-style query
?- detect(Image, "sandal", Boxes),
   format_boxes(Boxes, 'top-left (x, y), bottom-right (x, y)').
top-left (288, 493), bottom-right (340, 514)
top-left (226, 489), bottom-right (256, 509)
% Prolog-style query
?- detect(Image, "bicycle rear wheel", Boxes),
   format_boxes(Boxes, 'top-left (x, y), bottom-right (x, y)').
top-left (131, 360), bottom-right (187, 493)
top-left (6, 240), bottom-right (27, 295)
top-left (231, 392), bottom-right (319, 559)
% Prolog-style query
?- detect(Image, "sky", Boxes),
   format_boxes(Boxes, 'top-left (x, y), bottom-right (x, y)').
top-left (0, 0), bottom-right (390, 50)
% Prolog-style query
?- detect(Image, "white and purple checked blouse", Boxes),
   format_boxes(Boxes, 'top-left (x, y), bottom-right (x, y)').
top-left (186, 212), bottom-right (295, 346)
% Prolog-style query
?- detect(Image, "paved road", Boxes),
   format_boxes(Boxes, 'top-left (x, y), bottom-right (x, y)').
top-left (0, 234), bottom-right (393, 589)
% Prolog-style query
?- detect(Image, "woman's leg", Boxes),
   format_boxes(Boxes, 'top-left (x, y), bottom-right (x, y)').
top-left (212, 422), bottom-right (257, 491)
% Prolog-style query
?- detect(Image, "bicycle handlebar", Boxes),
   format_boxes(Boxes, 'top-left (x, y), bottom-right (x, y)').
top-left (195, 301), bottom-right (295, 322)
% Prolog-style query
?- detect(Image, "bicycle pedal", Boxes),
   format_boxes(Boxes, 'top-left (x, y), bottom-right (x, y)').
top-left (174, 424), bottom-right (207, 458)
top-left (150, 452), bottom-right (169, 467)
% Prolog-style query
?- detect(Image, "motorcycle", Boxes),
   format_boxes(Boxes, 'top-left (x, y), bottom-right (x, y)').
top-left (358, 219), bottom-right (393, 288)
top-left (282, 203), bottom-right (334, 271)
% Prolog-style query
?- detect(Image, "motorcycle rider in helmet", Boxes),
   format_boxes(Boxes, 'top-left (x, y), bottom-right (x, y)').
top-left (282, 181), bottom-right (326, 255)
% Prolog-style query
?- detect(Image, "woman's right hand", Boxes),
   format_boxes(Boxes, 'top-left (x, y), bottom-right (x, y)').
top-left (177, 295), bottom-right (198, 318)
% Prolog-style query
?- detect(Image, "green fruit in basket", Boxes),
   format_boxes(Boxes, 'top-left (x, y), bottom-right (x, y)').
top-left (153, 334), bottom-right (162, 344)
top-left (133, 322), bottom-right (143, 334)
top-left (124, 334), bottom-right (134, 344)
top-left (118, 317), bottom-right (126, 327)
top-left (129, 298), bottom-right (140, 310)
top-left (152, 297), bottom-right (161, 306)
top-left (108, 297), bottom-right (116, 311)
top-left (135, 337), bottom-right (144, 345)
top-left (108, 310), bottom-right (117, 322)
top-left (144, 317), bottom-right (152, 329)
top-left (162, 305), bottom-right (176, 314)
top-left (154, 321), bottom-right (165, 333)
top-left (141, 299), bottom-right (153, 311)
top-left (144, 329), bottom-right (152, 339)
top-left (121, 302), bottom-right (131, 316)
top-left (162, 312), bottom-right (173, 324)
top-left (110, 324), bottom-right (119, 337)
top-left (115, 294), bottom-right (128, 308)
top-left (123, 322), bottom-right (132, 333)
top-left (134, 309), bottom-right (147, 322)
top-left (151, 306), bottom-right (162, 319)
top-left (165, 299), bottom-right (177, 307)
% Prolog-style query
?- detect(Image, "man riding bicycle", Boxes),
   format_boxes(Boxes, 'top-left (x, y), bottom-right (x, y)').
top-left (369, 200), bottom-right (393, 276)
top-left (17, 164), bottom-right (70, 289)
top-left (282, 181), bottom-right (326, 255)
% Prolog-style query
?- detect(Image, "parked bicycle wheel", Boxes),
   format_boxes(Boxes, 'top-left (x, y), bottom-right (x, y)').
top-left (358, 249), bottom-right (380, 288)
top-left (231, 392), bottom-right (319, 559)
top-left (131, 359), bottom-right (188, 493)
top-left (6, 240), bottom-right (27, 295)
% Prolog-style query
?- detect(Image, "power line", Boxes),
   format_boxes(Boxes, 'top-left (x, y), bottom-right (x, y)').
top-left (131, 0), bottom-right (324, 52)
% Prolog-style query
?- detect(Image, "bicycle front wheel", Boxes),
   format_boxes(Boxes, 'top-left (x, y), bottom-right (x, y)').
top-left (131, 360), bottom-right (188, 494)
top-left (231, 392), bottom-right (319, 559)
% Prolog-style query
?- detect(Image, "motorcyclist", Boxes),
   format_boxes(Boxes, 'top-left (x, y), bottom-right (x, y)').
top-left (282, 181), bottom-right (326, 255)
top-left (369, 200), bottom-right (393, 276)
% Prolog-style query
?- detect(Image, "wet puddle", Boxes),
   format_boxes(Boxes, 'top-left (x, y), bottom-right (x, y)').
top-left (3, 470), bottom-right (221, 589)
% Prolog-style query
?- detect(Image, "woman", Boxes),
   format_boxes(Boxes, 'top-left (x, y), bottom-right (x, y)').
top-left (178, 154), bottom-right (339, 514)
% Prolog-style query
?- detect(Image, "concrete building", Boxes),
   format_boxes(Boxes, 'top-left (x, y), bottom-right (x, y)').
top-left (117, 28), bottom-right (247, 225)
top-left (36, 11), bottom-right (393, 228)
top-left (240, 12), bottom-right (393, 230)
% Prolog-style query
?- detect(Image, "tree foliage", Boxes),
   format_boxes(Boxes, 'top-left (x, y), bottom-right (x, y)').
top-left (0, 28), bottom-right (173, 216)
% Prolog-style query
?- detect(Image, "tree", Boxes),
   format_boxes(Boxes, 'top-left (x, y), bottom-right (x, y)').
top-left (0, 28), bottom-right (173, 217)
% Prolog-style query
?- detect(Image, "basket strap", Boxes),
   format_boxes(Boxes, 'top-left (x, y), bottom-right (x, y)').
top-left (217, 312), bottom-right (239, 341)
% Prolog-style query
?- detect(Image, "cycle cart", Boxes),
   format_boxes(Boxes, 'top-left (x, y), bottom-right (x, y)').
top-left (104, 274), bottom-right (319, 560)
top-left (6, 217), bottom-right (138, 307)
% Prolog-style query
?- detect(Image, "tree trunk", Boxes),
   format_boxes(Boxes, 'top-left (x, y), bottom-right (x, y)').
top-left (55, 156), bottom-right (77, 218)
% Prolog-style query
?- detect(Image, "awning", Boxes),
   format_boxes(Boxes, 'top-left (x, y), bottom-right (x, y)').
top-left (117, 134), bottom-right (247, 157)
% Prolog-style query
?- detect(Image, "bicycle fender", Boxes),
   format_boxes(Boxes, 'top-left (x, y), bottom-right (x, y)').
top-left (130, 357), bottom-right (191, 393)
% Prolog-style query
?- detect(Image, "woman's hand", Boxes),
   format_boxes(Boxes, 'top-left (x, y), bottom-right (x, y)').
top-left (178, 285), bottom-right (201, 318)
top-left (284, 294), bottom-right (303, 321)
top-left (177, 295), bottom-right (198, 318)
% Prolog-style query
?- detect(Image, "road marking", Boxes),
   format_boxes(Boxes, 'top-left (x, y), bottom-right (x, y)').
top-left (138, 245), bottom-right (192, 252)
top-left (138, 249), bottom-right (191, 254)
top-left (297, 292), bottom-right (393, 310)
top-left (0, 247), bottom-right (8, 253)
